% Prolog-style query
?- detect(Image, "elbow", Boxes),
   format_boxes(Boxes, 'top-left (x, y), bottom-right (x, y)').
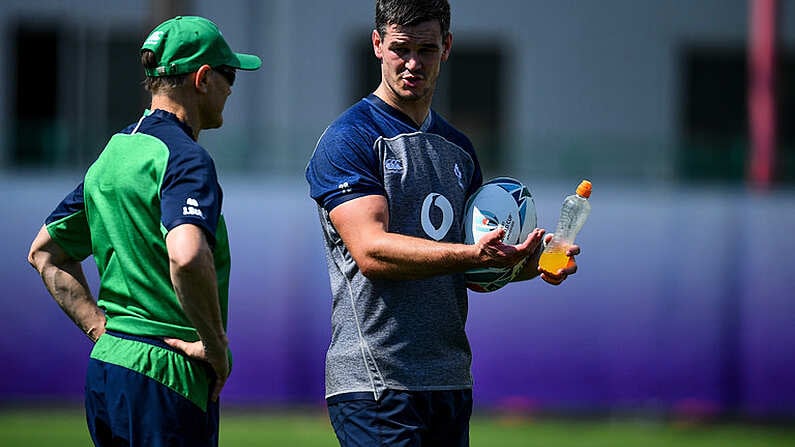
top-left (347, 237), bottom-right (394, 279)
top-left (170, 252), bottom-right (203, 273)
top-left (357, 258), bottom-right (385, 279)
top-left (355, 250), bottom-right (400, 280)
top-left (28, 248), bottom-right (36, 268)
top-left (27, 248), bottom-right (39, 271)
top-left (169, 245), bottom-right (212, 273)
top-left (350, 247), bottom-right (389, 279)
top-left (28, 244), bottom-right (48, 273)
top-left (28, 226), bottom-right (58, 273)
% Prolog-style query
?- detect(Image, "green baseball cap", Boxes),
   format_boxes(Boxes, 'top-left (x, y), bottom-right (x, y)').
top-left (141, 16), bottom-right (261, 77)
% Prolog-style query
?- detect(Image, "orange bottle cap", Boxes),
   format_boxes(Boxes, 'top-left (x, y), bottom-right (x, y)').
top-left (576, 180), bottom-right (592, 198)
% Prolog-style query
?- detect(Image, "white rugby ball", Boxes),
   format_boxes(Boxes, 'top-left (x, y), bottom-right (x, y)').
top-left (463, 177), bottom-right (537, 293)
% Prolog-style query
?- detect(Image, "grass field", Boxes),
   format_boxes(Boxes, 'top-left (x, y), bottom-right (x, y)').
top-left (1, 406), bottom-right (794, 446)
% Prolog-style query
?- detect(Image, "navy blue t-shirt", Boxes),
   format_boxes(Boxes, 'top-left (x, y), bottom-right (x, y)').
top-left (306, 95), bottom-right (483, 400)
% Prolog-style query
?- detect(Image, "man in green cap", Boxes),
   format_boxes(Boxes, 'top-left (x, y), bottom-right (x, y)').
top-left (27, 16), bottom-right (260, 447)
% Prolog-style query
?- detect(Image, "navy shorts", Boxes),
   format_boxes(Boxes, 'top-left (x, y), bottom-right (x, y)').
top-left (84, 333), bottom-right (219, 447)
top-left (327, 389), bottom-right (473, 447)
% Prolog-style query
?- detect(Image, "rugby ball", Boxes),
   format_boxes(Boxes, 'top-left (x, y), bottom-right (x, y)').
top-left (463, 177), bottom-right (536, 293)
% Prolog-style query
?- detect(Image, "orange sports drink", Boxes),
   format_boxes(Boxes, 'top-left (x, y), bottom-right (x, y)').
top-left (538, 249), bottom-right (571, 273)
top-left (538, 180), bottom-right (591, 274)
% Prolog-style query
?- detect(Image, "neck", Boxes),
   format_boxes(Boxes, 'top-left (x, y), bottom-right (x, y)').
top-left (149, 94), bottom-right (201, 140)
top-left (373, 84), bottom-right (431, 127)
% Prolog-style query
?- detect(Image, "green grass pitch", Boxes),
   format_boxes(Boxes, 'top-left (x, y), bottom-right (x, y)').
top-left (1, 406), bottom-right (793, 446)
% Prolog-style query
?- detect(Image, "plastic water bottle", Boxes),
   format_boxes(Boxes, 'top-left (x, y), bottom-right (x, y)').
top-left (538, 180), bottom-right (592, 273)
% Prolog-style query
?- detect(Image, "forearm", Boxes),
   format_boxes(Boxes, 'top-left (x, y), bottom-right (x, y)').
top-left (36, 260), bottom-right (105, 342)
top-left (360, 232), bottom-right (479, 279)
top-left (29, 226), bottom-right (105, 342)
top-left (330, 195), bottom-right (535, 281)
top-left (165, 224), bottom-right (229, 398)
top-left (170, 248), bottom-right (227, 353)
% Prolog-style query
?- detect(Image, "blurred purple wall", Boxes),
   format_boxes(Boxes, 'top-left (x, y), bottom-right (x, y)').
top-left (3, 176), bottom-right (794, 418)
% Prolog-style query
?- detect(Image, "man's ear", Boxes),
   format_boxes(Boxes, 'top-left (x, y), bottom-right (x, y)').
top-left (194, 64), bottom-right (213, 92)
top-left (372, 29), bottom-right (383, 60)
top-left (441, 32), bottom-right (453, 62)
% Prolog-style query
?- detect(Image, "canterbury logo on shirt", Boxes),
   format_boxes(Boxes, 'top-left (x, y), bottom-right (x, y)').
top-left (384, 158), bottom-right (403, 173)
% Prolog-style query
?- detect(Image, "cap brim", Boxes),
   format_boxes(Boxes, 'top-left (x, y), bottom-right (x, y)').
top-left (230, 53), bottom-right (262, 71)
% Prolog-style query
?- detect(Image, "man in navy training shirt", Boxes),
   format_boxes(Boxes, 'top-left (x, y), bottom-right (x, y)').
top-left (306, 0), bottom-right (581, 445)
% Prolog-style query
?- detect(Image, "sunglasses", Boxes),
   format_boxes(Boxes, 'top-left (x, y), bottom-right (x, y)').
top-left (213, 66), bottom-right (236, 86)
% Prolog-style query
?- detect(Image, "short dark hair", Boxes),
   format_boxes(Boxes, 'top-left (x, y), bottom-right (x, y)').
top-left (141, 49), bottom-right (188, 93)
top-left (375, 0), bottom-right (450, 38)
